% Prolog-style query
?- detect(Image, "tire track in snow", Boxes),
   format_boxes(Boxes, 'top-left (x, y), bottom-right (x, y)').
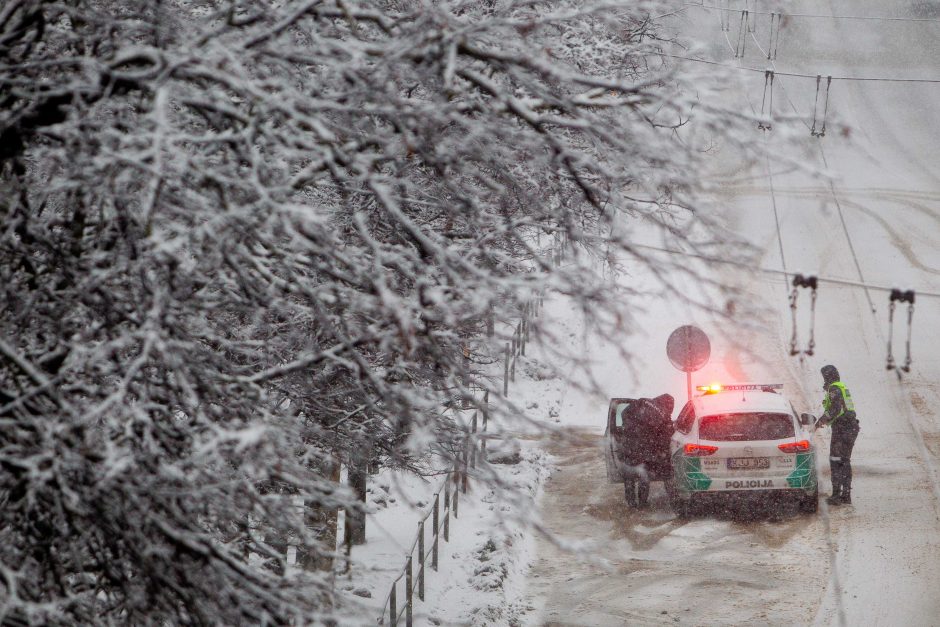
top-left (714, 183), bottom-right (940, 280)
top-left (839, 199), bottom-right (940, 277)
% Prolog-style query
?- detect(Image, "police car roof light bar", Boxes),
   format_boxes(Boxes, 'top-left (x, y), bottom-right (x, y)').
top-left (695, 383), bottom-right (783, 394)
top-left (695, 383), bottom-right (723, 393)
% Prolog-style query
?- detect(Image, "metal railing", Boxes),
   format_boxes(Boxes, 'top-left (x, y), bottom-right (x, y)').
top-left (503, 298), bottom-right (542, 396)
top-left (377, 458), bottom-right (460, 626)
top-left (376, 286), bottom-right (548, 625)
top-left (376, 390), bottom-right (497, 625)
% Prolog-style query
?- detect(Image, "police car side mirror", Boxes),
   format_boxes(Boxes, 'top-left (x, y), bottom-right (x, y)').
top-left (800, 413), bottom-right (815, 426)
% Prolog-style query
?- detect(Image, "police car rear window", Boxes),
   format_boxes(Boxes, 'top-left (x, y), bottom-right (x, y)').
top-left (698, 412), bottom-right (794, 441)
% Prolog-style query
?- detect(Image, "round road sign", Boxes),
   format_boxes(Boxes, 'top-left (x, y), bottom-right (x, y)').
top-left (666, 325), bottom-right (711, 373)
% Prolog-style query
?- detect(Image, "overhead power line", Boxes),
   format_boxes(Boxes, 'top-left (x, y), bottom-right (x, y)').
top-left (766, 151), bottom-right (788, 289)
top-left (663, 53), bottom-right (940, 84)
top-left (817, 145), bottom-right (877, 313)
top-left (630, 243), bottom-right (940, 300)
top-left (686, 2), bottom-right (940, 23)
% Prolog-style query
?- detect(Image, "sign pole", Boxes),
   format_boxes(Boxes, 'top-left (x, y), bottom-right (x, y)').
top-left (667, 325), bottom-right (710, 404)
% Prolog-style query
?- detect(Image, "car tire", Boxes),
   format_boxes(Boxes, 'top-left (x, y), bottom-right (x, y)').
top-left (666, 479), bottom-right (690, 517)
top-left (799, 487), bottom-right (819, 514)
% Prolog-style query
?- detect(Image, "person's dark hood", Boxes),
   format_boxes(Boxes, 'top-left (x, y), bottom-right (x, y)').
top-left (652, 394), bottom-right (675, 419)
top-left (821, 364), bottom-right (840, 385)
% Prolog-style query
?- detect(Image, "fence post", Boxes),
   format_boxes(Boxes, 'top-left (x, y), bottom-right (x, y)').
top-left (418, 521), bottom-right (425, 601)
top-left (461, 444), bottom-right (469, 494)
top-left (511, 329), bottom-right (517, 383)
top-left (522, 316), bottom-right (532, 356)
top-left (470, 412), bottom-right (478, 469)
top-left (525, 302), bottom-right (532, 340)
top-left (390, 583), bottom-right (397, 627)
top-left (443, 484), bottom-right (450, 542)
top-left (482, 391), bottom-right (488, 455)
top-left (503, 343), bottom-right (509, 396)
top-left (432, 494), bottom-right (439, 570)
top-left (483, 391), bottom-right (489, 425)
top-left (405, 556), bottom-right (413, 627)
top-left (521, 311), bottom-right (527, 356)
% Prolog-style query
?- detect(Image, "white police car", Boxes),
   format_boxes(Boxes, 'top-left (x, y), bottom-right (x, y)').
top-left (666, 383), bottom-right (818, 515)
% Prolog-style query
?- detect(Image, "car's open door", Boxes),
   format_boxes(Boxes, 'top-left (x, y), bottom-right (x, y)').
top-left (604, 398), bottom-right (633, 483)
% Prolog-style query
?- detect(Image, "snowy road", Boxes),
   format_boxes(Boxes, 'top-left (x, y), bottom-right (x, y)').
top-left (528, 1), bottom-right (940, 625)
top-left (528, 430), bottom-right (829, 626)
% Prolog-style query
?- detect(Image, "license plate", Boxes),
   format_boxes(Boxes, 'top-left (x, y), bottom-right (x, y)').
top-left (727, 457), bottom-right (770, 470)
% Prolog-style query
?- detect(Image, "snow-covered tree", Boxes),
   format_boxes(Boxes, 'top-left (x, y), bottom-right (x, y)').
top-left (0, 0), bottom-right (757, 622)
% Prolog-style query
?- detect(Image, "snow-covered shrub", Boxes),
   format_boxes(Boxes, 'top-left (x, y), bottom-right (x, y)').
top-left (0, 0), bottom-right (757, 622)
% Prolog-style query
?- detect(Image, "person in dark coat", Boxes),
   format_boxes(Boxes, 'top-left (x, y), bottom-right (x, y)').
top-left (615, 394), bottom-right (675, 507)
top-left (816, 365), bottom-right (860, 505)
top-left (625, 394), bottom-right (675, 472)
top-left (649, 394), bottom-right (676, 472)
top-left (649, 394), bottom-right (676, 425)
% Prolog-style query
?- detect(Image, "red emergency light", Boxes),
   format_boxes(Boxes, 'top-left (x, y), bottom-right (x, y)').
top-left (695, 383), bottom-right (784, 395)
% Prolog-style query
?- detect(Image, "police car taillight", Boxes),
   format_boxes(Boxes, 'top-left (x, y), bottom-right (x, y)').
top-left (684, 443), bottom-right (719, 457)
top-left (777, 440), bottom-right (810, 453)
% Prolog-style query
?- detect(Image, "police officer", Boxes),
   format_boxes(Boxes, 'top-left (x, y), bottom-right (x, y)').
top-left (816, 365), bottom-right (860, 505)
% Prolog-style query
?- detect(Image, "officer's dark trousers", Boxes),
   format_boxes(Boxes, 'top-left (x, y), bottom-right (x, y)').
top-left (830, 418), bottom-right (860, 496)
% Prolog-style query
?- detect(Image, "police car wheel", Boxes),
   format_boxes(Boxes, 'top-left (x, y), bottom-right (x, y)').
top-left (666, 479), bottom-right (690, 517)
top-left (673, 497), bottom-right (691, 518)
top-left (799, 487), bottom-right (819, 513)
